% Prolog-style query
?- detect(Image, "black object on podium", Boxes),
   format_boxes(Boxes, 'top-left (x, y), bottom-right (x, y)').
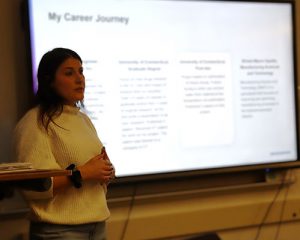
top-left (0, 177), bottom-right (52, 200)
top-left (186, 233), bottom-right (221, 240)
top-left (14, 177), bottom-right (52, 192)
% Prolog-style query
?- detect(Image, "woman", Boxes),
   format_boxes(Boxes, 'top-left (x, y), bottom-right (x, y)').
top-left (13, 48), bottom-right (114, 240)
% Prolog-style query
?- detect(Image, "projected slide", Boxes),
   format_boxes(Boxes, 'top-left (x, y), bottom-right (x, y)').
top-left (28, 0), bottom-right (297, 177)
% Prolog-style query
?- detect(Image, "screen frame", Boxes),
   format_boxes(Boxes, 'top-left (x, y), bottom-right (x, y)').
top-left (22, 0), bottom-right (300, 183)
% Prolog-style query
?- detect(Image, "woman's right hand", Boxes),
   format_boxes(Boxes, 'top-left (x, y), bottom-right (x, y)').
top-left (78, 153), bottom-right (113, 184)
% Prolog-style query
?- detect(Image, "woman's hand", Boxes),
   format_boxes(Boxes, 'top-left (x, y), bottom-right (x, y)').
top-left (78, 152), bottom-right (114, 184)
top-left (53, 151), bottom-right (115, 194)
top-left (101, 147), bottom-right (115, 184)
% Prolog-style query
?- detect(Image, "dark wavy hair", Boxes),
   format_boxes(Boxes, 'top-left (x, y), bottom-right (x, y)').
top-left (35, 48), bottom-right (83, 130)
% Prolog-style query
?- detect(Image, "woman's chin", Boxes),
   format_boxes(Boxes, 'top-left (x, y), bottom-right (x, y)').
top-left (75, 94), bottom-right (84, 101)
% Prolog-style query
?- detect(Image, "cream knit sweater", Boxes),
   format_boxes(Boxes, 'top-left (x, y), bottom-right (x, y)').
top-left (13, 105), bottom-right (110, 224)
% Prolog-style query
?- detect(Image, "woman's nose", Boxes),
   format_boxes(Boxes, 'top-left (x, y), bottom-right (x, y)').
top-left (75, 73), bottom-right (85, 83)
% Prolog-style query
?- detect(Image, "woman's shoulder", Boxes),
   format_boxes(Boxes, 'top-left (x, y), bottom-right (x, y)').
top-left (78, 110), bottom-right (93, 125)
top-left (14, 106), bottom-right (40, 132)
top-left (78, 109), bottom-right (98, 133)
top-left (18, 106), bottom-right (39, 123)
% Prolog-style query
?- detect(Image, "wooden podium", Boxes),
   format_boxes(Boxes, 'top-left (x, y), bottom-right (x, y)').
top-left (0, 169), bottom-right (71, 200)
top-left (0, 169), bottom-right (71, 181)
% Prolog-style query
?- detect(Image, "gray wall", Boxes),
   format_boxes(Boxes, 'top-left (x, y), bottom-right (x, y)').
top-left (2, 1), bottom-right (300, 240)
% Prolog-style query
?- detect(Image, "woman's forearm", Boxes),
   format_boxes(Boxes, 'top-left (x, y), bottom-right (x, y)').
top-left (52, 175), bottom-right (72, 195)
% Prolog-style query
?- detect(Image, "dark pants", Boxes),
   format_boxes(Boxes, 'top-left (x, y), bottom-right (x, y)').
top-left (29, 221), bottom-right (106, 240)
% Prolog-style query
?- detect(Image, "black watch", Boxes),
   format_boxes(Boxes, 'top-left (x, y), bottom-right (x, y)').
top-left (66, 164), bottom-right (82, 188)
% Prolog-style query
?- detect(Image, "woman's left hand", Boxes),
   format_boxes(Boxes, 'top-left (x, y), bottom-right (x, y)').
top-left (101, 147), bottom-right (115, 184)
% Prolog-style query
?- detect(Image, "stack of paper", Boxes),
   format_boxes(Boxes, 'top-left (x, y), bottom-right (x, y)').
top-left (0, 162), bottom-right (33, 173)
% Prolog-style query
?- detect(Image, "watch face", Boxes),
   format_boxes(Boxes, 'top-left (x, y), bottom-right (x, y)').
top-left (66, 164), bottom-right (82, 188)
top-left (66, 163), bottom-right (76, 171)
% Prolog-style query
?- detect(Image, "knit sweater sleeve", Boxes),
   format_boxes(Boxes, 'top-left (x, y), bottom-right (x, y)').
top-left (13, 108), bottom-right (61, 199)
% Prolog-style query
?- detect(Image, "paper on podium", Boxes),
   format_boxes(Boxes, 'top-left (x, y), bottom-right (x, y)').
top-left (0, 162), bottom-right (33, 173)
